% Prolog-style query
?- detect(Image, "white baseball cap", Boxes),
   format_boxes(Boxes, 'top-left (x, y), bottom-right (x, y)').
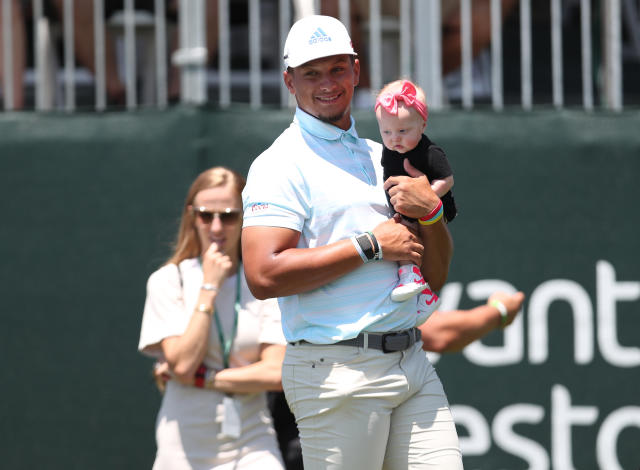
top-left (283, 15), bottom-right (357, 69)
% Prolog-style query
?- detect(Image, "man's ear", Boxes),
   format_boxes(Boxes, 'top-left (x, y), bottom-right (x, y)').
top-left (283, 70), bottom-right (295, 95)
top-left (353, 58), bottom-right (361, 87)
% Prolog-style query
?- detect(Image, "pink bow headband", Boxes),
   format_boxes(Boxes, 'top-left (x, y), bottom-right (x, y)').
top-left (375, 80), bottom-right (428, 122)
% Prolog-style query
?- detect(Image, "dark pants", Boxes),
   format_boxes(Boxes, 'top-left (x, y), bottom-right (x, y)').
top-left (267, 391), bottom-right (303, 470)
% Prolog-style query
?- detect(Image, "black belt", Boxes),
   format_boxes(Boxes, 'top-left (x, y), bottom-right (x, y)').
top-left (290, 327), bottom-right (421, 353)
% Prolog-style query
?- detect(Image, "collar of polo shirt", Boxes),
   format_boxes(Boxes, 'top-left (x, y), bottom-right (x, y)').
top-left (294, 107), bottom-right (358, 142)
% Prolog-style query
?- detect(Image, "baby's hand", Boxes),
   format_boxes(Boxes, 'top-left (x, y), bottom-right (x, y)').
top-left (431, 175), bottom-right (454, 198)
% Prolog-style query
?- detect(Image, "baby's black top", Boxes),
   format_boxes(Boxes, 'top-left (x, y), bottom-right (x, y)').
top-left (381, 134), bottom-right (457, 222)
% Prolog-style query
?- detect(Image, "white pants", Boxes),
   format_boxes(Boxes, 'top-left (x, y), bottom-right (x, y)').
top-left (282, 341), bottom-right (463, 470)
top-left (152, 382), bottom-right (285, 470)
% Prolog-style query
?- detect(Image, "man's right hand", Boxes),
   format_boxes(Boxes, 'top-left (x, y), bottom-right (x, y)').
top-left (371, 215), bottom-right (424, 266)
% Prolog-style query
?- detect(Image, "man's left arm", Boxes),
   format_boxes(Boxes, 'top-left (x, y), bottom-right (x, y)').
top-left (383, 159), bottom-right (453, 291)
top-left (417, 216), bottom-right (453, 292)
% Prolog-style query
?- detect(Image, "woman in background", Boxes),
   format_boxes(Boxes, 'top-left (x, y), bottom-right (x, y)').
top-left (138, 166), bottom-right (286, 470)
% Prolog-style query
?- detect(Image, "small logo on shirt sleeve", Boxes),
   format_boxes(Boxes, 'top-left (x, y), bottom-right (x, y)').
top-left (251, 203), bottom-right (269, 212)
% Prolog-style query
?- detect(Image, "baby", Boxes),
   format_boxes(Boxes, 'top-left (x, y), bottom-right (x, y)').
top-left (375, 79), bottom-right (458, 323)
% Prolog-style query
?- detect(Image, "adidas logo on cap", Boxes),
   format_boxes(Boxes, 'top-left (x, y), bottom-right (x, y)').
top-left (283, 15), bottom-right (356, 68)
top-left (308, 27), bottom-right (332, 45)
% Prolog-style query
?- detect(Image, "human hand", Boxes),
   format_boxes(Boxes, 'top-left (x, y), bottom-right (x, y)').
top-left (431, 175), bottom-right (454, 198)
top-left (371, 216), bottom-right (424, 266)
top-left (201, 242), bottom-right (233, 287)
top-left (383, 159), bottom-right (441, 219)
top-left (487, 291), bottom-right (526, 328)
top-left (152, 360), bottom-right (172, 393)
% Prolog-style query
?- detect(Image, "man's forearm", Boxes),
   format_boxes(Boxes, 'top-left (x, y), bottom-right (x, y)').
top-left (242, 226), bottom-right (365, 299)
top-left (252, 243), bottom-right (365, 298)
top-left (420, 306), bottom-right (500, 353)
top-left (418, 220), bottom-right (453, 292)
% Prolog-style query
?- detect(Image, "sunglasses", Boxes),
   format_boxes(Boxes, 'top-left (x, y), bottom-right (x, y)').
top-left (192, 206), bottom-right (242, 224)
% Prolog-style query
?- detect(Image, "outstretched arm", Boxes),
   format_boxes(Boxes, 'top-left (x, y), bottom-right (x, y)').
top-left (420, 291), bottom-right (526, 353)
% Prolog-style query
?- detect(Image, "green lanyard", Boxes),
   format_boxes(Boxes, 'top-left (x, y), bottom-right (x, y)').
top-left (197, 258), bottom-right (241, 369)
top-left (213, 266), bottom-right (241, 370)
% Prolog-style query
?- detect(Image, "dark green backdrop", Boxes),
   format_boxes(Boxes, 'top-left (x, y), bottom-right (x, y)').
top-left (1, 106), bottom-right (638, 469)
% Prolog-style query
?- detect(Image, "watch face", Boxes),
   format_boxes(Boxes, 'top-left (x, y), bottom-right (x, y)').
top-left (196, 304), bottom-right (213, 315)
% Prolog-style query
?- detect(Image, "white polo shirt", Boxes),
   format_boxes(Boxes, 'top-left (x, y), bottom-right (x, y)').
top-left (242, 107), bottom-right (419, 343)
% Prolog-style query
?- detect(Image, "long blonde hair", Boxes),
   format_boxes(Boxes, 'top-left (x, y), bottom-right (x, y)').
top-left (166, 167), bottom-right (246, 266)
